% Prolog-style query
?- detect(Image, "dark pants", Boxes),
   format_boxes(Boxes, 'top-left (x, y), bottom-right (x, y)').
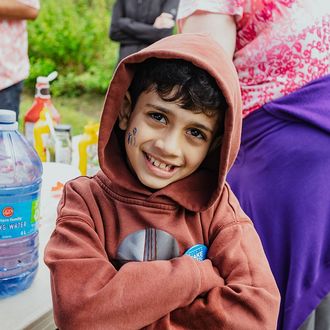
top-left (0, 81), bottom-right (24, 120)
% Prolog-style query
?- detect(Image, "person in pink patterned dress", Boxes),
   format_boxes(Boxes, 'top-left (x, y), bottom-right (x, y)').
top-left (178, 1), bottom-right (330, 329)
top-left (0, 0), bottom-right (40, 120)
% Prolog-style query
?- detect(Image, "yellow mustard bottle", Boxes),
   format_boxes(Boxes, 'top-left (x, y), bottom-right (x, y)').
top-left (33, 109), bottom-right (50, 162)
top-left (78, 123), bottom-right (100, 175)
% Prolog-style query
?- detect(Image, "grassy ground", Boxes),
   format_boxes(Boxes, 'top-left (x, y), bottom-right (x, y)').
top-left (19, 90), bottom-right (104, 136)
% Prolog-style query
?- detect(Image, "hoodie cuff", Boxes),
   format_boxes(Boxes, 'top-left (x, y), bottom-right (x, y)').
top-left (193, 258), bottom-right (224, 293)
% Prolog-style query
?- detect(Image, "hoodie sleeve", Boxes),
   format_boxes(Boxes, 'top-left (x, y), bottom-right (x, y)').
top-left (148, 186), bottom-right (281, 329)
top-left (44, 182), bottom-right (223, 330)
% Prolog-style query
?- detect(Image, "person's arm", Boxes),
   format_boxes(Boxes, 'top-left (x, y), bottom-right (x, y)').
top-left (44, 181), bottom-right (223, 330)
top-left (153, 0), bottom-right (179, 30)
top-left (110, 0), bottom-right (178, 45)
top-left (161, 0), bottom-right (179, 19)
top-left (0, 0), bottom-right (39, 20)
top-left (115, 17), bottom-right (174, 44)
top-left (149, 186), bottom-right (281, 329)
top-left (109, 0), bottom-right (137, 44)
top-left (181, 12), bottom-right (236, 58)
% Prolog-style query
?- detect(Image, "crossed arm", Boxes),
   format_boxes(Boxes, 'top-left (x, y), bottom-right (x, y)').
top-left (44, 185), bottom-right (279, 329)
top-left (109, 0), bottom-right (178, 45)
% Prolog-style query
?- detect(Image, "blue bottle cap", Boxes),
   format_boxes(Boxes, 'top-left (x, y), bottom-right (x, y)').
top-left (0, 110), bottom-right (18, 130)
top-left (184, 244), bottom-right (208, 261)
top-left (0, 109), bottom-right (16, 123)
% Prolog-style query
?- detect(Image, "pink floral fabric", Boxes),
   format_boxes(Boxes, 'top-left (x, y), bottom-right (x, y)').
top-left (0, 0), bottom-right (40, 90)
top-left (178, 0), bottom-right (330, 117)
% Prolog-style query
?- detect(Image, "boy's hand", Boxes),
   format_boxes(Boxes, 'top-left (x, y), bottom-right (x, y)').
top-left (153, 12), bottom-right (175, 29)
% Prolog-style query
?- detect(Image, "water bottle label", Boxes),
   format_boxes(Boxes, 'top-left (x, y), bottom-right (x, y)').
top-left (0, 198), bottom-right (39, 239)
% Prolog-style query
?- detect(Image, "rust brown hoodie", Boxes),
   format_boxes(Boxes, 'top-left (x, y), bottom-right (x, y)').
top-left (44, 33), bottom-right (280, 330)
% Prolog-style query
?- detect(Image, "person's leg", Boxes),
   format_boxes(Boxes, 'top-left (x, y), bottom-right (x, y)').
top-left (0, 81), bottom-right (24, 120)
top-left (299, 310), bottom-right (315, 330)
top-left (299, 293), bottom-right (330, 330)
top-left (315, 292), bottom-right (330, 330)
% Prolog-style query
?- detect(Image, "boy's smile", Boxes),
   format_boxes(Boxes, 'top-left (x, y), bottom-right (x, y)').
top-left (119, 90), bottom-right (220, 189)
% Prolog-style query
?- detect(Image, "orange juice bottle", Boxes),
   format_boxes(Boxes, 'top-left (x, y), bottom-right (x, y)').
top-left (24, 71), bottom-right (60, 145)
top-left (78, 123), bottom-right (100, 175)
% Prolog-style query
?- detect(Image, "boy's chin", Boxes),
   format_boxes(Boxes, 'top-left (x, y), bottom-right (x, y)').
top-left (140, 178), bottom-right (170, 191)
top-left (138, 171), bottom-right (181, 190)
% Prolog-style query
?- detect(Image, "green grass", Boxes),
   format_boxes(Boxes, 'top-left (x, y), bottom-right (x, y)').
top-left (19, 90), bottom-right (104, 136)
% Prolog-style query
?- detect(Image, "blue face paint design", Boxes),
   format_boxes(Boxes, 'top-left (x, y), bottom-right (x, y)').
top-left (127, 127), bottom-right (138, 146)
top-left (127, 132), bottom-right (132, 145)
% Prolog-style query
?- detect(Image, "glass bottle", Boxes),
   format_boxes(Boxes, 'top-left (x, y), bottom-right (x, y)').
top-left (54, 124), bottom-right (72, 165)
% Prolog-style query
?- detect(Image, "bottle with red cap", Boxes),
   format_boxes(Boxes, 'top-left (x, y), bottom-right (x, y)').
top-left (24, 71), bottom-right (61, 145)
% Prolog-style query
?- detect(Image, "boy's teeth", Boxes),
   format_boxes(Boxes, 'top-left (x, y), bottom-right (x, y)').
top-left (148, 155), bottom-right (172, 171)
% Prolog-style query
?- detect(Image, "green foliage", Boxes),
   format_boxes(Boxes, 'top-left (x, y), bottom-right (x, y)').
top-left (27, 0), bottom-right (118, 96)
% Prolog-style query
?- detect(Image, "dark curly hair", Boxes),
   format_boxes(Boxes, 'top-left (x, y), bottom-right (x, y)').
top-left (128, 58), bottom-right (227, 130)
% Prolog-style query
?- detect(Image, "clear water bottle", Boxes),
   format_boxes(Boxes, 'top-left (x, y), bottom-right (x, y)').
top-left (0, 110), bottom-right (42, 298)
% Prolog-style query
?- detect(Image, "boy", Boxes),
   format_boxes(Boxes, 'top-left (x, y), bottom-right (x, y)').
top-left (44, 33), bottom-right (280, 329)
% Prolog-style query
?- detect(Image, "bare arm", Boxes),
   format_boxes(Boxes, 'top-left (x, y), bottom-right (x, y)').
top-left (0, 0), bottom-right (39, 20)
top-left (181, 13), bottom-right (236, 58)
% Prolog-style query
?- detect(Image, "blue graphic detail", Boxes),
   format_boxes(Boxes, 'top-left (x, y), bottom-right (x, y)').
top-left (184, 244), bottom-right (208, 261)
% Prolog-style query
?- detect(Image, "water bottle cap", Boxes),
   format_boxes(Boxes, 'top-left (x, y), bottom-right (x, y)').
top-left (0, 109), bottom-right (18, 130)
top-left (0, 109), bottom-right (16, 123)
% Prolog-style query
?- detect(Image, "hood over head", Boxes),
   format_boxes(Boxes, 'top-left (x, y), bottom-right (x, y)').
top-left (98, 33), bottom-right (242, 212)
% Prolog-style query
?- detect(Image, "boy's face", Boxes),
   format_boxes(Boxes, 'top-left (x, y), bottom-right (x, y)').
top-left (119, 90), bottom-right (220, 190)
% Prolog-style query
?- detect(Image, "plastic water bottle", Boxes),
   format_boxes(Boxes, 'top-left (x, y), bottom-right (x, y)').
top-left (0, 110), bottom-right (42, 298)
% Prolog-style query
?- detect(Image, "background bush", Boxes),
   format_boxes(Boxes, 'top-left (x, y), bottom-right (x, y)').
top-left (27, 0), bottom-right (117, 97)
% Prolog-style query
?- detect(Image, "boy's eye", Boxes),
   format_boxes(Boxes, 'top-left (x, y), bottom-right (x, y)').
top-left (187, 128), bottom-right (206, 140)
top-left (149, 112), bottom-right (167, 124)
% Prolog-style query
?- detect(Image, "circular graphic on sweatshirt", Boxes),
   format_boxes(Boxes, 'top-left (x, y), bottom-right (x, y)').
top-left (116, 228), bottom-right (180, 262)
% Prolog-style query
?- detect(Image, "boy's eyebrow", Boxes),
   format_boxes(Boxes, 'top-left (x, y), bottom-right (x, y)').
top-left (146, 103), bottom-right (215, 134)
top-left (146, 103), bottom-right (170, 114)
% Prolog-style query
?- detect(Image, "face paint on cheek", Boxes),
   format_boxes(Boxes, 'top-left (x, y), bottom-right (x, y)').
top-left (127, 132), bottom-right (132, 145)
top-left (127, 127), bottom-right (138, 146)
top-left (132, 127), bottom-right (137, 145)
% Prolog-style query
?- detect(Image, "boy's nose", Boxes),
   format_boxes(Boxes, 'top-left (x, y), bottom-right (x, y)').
top-left (154, 132), bottom-right (182, 157)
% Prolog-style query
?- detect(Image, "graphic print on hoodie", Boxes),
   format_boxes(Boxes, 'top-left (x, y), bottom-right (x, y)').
top-left (44, 33), bottom-right (280, 330)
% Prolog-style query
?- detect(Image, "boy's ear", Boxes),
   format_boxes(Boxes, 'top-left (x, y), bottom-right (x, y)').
top-left (118, 92), bottom-right (133, 130)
